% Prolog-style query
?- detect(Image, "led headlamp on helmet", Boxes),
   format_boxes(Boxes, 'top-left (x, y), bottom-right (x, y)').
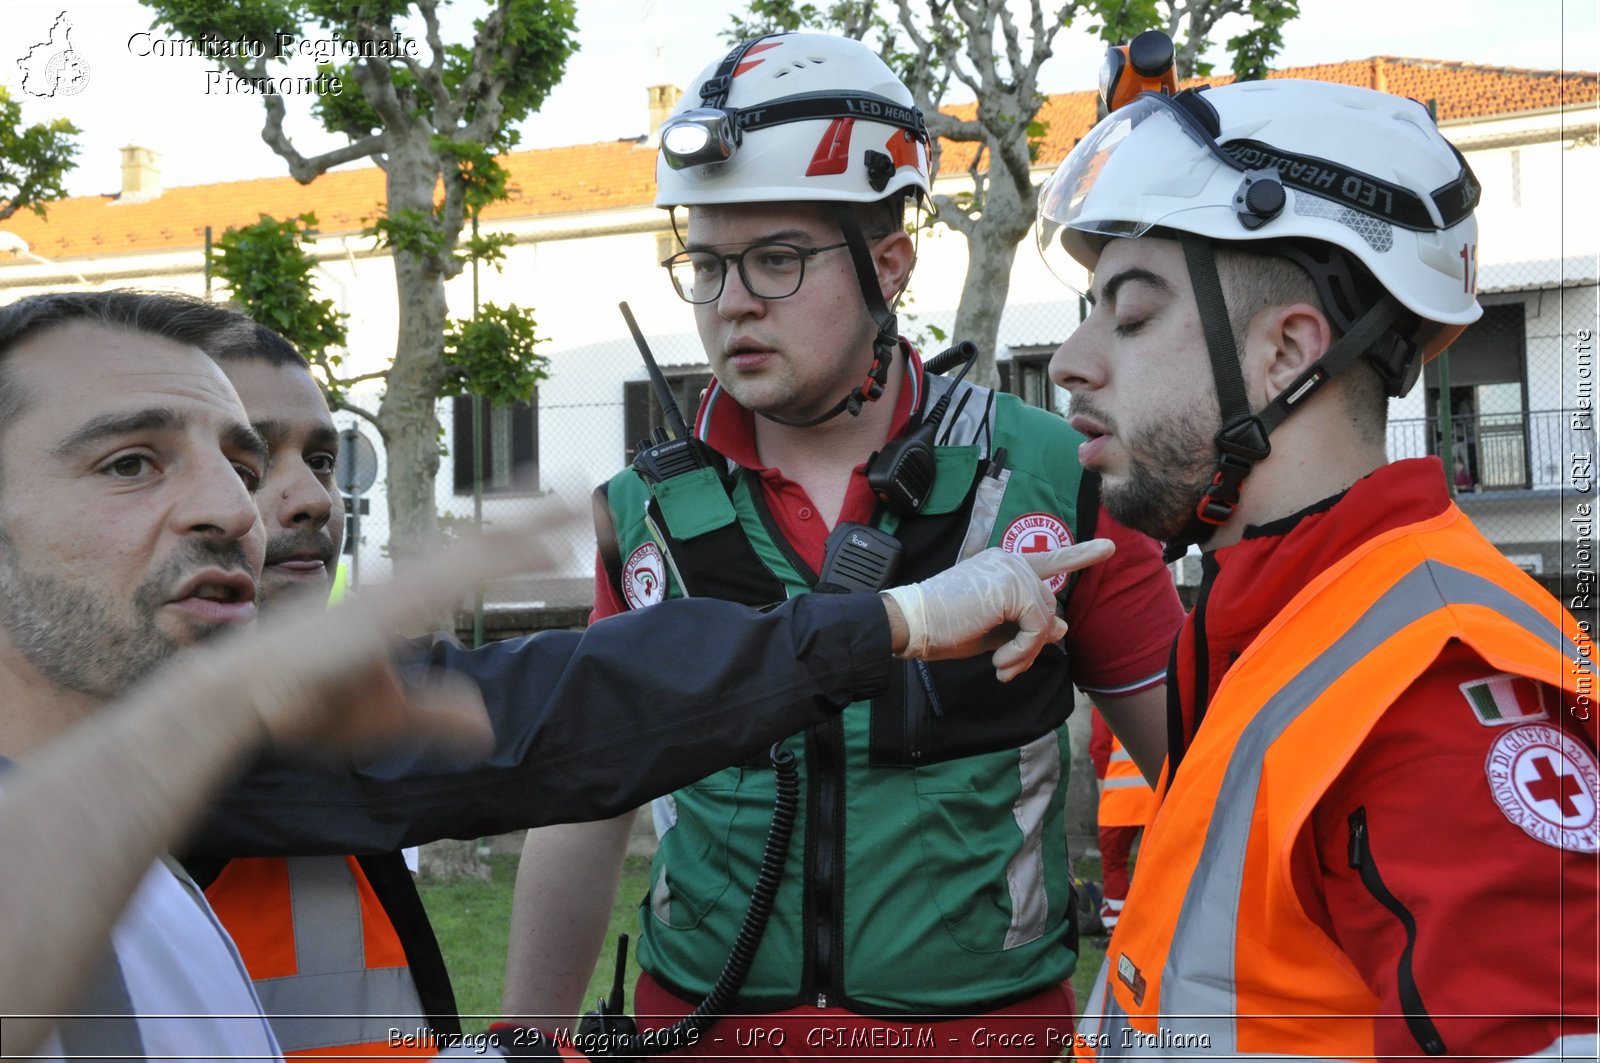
top-left (656, 33), bottom-right (933, 428)
top-left (1037, 72), bottom-right (1483, 556)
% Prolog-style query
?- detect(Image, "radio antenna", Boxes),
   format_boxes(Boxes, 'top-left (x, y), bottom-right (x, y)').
top-left (620, 301), bottom-right (690, 440)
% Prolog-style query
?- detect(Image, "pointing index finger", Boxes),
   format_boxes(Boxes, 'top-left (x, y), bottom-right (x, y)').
top-left (1021, 538), bottom-right (1116, 581)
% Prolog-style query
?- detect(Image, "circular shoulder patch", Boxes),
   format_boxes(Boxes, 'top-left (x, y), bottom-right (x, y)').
top-left (1484, 723), bottom-right (1599, 853)
top-left (1000, 512), bottom-right (1075, 593)
top-left (622, 543), bottom-right (667, 610)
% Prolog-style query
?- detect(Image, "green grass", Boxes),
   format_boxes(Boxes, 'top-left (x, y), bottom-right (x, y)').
top-left (420, 852), bottom-right (1109, 1035)
top-left (415, 852), bottom-right (519, 1033)
top-left (418, 853), bottom-right (651, 1035)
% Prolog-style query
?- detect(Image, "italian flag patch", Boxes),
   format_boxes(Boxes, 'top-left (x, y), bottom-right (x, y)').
top-left (1460, 674), bottom-right (1549, 726)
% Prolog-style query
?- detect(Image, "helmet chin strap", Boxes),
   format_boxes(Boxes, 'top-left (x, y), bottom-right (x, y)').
top-left (1163, 233), bottom-right (1410, 563)
top-left (758, 202), bottom-right (900, 430)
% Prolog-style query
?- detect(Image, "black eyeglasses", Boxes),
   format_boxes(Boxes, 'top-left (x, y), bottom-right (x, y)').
top-left (663, 241), bottom-right (850, 304)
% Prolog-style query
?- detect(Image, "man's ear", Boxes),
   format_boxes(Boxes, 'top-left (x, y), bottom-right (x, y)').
top-left (1256, 302), bottom-right (1334, 402)
top-left (874, 230), bottom-right (916, 302)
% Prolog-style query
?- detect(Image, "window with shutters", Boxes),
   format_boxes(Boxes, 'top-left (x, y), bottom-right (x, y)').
top-left (623, 368), bottom-right (713, 466)
top-left (997, 349), bottom-right (1063, 414)
top-left (451, 394), bottom-right (539, 495)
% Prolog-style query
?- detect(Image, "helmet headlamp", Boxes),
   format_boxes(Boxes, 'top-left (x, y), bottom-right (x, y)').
top-left (660, 108), bottom-right (739, 171)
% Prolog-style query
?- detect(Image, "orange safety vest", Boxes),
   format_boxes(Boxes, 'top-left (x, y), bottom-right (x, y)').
top-left (204, 856), bottom-right (436, 1057)
top-left (1078, 506), bottom-right (1595, 1060)
top-left (1097, 735), bottom-right (1156, 828)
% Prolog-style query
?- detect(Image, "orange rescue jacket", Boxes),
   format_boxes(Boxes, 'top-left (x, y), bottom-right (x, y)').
top-left (205, 856), bottom-right (436, 1057)
top-left (1080, 505), bottom-right (1594, 1060)
top-left (1097, 734), bottom-right (1157, 829)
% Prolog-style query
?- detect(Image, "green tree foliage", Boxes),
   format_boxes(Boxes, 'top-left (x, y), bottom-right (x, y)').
top-left (0, 86), bottom-right (81, 222)
top-left (138, 0), bottom-right (578, 559)
top-left (441, 302), bottom-right (549, 408)
top-left (212, 213), bottom-right (349, 385)
top-left (1083, 0), bottom-right (1301, 79)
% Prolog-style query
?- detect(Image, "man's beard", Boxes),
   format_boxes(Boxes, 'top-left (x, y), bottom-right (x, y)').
top-left (1072, 398), bottom-right (1219, 543)
top-left (0, 531), bottom-right (253, 698)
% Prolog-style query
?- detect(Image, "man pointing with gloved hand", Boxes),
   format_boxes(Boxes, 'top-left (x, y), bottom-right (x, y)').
top-left (882, 541), bottom-right (1111, 681)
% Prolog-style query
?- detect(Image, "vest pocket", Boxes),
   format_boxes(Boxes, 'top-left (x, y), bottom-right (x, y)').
top-left (909, 732), bottom-right (1068, 953)
top-left (647, 771), bottom-right (744, 930)
top-left (1346, 806), bottom-right (1447, 1056)
top-left (868, 653), bottom-right (1075, 768)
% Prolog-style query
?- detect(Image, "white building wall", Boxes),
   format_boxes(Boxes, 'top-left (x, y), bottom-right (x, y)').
top-left (3, 104), bottom-right (1592, 586)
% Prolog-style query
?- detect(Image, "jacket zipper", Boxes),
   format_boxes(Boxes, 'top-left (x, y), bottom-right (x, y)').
top-left (1346, 807), bottom-right (1447, 1056)
top-left (1166, 553), bottom-right (1219, 784)
top-left (806, 718), bottom-right (845, 1008)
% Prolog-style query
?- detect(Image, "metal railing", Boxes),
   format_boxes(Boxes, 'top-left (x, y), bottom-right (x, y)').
top-left (1387, 408), bottom-right (1593, 492)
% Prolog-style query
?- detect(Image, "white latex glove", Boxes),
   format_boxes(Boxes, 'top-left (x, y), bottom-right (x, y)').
top-left (880, 539), bottom-right (1116, 682)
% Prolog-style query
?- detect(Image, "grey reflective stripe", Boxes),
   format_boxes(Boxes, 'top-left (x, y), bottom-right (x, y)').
top-left (1089, 970), bottom-right (1345, 1061)
top-left (1002, 731), bottom-right (1059, 948)
top-left (253, 856), bottom-right (426, 1052)
top-left (56, 948), bottom-right (146, 1061)
top-left (957, 466), bottom-right (1010, 562)
top-left (651, 864), bottom-right (673, 924)
top-left (256, 967), bottom-right (424, 1051)
top-left (1516, 1034), bottom-right (1600, 1058)
top-left (1079, 953), bottom-right (1117, 1051)
top-left (289, 856), bottom-right (363, 971)
top-left (650, 798), bottom-right (676, 922)
top-left (924, 373), bottom-right (995, 456)
top-left (1153, 560), bottom-right (1585, 1054)
top-left (1102, 776), bottom-right (1146, 791)
top-left (1110, 747), bottom-right (1135, 764)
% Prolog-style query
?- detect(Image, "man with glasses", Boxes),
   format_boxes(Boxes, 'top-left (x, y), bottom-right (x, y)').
top-left (506, 32), bottom-right (1183, 1057)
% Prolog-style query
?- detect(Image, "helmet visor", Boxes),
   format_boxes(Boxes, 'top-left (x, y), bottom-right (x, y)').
top-left (1035, 92), bottom-right (1237, 283)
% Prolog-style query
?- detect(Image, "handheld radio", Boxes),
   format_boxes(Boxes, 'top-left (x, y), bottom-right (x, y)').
top-left (620, 302), bottom-right (713, 484)
top-left (864, 340), bottom-right (979, 515)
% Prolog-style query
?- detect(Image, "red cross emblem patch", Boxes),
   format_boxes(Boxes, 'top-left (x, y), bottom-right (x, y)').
top-left (1000, 512), bottom-right (1074, 593)
top-left (622, 543), bottom-right (667, 610)
top-left (1485, 722), bottom-right (1600, 853)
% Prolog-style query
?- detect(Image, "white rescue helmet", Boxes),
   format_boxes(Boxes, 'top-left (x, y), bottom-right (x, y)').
top-left (1037, 78), bottom-right (1482, 361)
top-left (655, 32), bottom-right (931, 209)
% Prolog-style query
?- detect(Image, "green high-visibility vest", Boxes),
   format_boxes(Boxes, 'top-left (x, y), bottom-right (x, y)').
top-left (599, 374), bottom-right (1097, 1013)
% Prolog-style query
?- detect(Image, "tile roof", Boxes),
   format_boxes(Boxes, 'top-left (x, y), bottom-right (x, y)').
top-left (1024, 56), bottom-right (1597, 171)
top-left (3, 56), bottom-right (1593, 266)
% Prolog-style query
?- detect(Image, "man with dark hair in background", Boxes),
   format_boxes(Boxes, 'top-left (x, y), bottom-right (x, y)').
top-left (0, 288), bottom-right (506, 1059)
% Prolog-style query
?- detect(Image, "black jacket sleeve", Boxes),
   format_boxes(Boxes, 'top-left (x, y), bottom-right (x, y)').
top-left (186, 592), bottom-right (892, 857)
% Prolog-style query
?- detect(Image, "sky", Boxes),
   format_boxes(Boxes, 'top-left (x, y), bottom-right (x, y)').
top-left (2, 0), bottom-right (1597, 202)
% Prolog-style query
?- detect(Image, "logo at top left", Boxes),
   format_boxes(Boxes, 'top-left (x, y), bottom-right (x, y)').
top-left (17, 12), bottom-right (91, 97)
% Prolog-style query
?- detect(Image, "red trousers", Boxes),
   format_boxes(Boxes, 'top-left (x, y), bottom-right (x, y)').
top-left (632, 971), bottom-right (1078, 1061)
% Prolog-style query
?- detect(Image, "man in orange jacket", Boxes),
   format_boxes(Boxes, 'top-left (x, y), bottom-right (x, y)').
top-left (1041, 72), bottom-right (1596, 1060)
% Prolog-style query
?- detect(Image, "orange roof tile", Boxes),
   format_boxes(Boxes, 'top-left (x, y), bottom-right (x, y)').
top-left (3, 56), bottom-right (1593, 266)
top-left (1026, 56), bottom-right (1597, 171)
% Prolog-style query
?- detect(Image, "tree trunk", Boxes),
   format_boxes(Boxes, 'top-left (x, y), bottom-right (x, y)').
top-left (374, 142), bottom-right (452, 566)
top-left (951, 181), bottom-right (1035, 391)
top-left (416, 839), bottom-right (490, 881)
top-left (376, 251), bottom-right (449, 564)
